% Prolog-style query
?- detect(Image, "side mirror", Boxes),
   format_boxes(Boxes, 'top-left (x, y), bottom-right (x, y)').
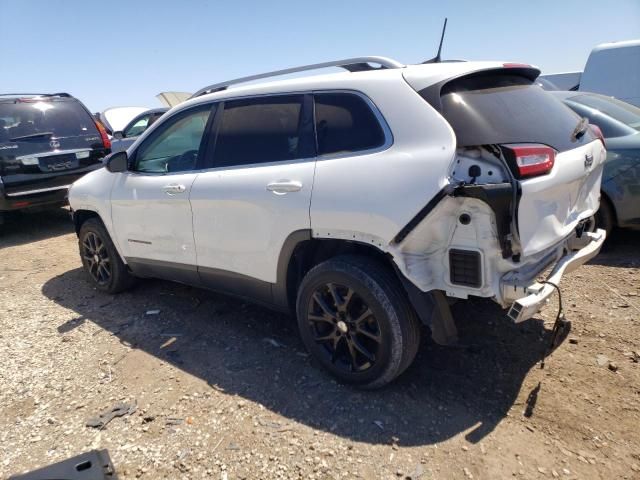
top-left (112, 131), bottom-right (124, 140)
top-left (105, 151), bottom-right (129, 173)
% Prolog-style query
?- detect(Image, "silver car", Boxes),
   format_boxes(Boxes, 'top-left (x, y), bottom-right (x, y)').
top-left (110, 107), bottom-right (168, 153)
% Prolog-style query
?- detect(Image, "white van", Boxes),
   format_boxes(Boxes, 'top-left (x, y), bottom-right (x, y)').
top-left (541, 40), bottom-right (640, 106)
top-left (580, 40), bottom-right (640, 107)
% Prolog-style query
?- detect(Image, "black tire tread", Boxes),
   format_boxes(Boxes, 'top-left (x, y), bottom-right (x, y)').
top-left (297, 254), bottom-right (421, 389)
top-left (78, 217), bottom-right (135, 294)
top-left (596, 194), bottom-right (616, 238)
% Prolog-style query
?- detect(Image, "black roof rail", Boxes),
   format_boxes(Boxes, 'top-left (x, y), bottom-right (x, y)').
top-left (191, 56), bottom-right (404, 98)
top-left (0, 92), bottom-right (72, 98)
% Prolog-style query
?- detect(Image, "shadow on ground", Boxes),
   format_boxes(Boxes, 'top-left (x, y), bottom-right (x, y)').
top-left (588, 228), bottom-right (640, 268)
top-left (0, 208), bottom-right (73, 248)
top-left (43, 266), bottom-right (567, 447)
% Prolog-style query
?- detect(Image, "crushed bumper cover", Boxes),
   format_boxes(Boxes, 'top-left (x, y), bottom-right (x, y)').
top-left (504, 228), bottom-right (606, 323)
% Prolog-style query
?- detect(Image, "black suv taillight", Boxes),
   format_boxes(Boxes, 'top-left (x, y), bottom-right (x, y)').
top-left (94, 120), bottom-right (111, 151)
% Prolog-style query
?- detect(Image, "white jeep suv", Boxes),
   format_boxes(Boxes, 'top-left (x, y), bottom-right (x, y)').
top-left (69, 57), bottom-right (606, 388)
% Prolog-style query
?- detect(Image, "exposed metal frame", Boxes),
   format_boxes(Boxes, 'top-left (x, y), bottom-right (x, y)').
top-left (191, 56), bottom-right (404, 98)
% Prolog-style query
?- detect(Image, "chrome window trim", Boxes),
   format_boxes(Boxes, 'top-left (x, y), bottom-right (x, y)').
top-left (129, 89), bottom-right (394, 175)
top-left (6, 184), bottom-right (71, 196)
top-left (311, 89), bottom-right (394, 160)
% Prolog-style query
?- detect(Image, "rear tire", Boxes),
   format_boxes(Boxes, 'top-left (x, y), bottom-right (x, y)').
top-left (595, 194), bottom-right (615, 238)
top-left (296, 255), bottom-right (421, 389)
top-left (78, 218), bottom-right (134, 294)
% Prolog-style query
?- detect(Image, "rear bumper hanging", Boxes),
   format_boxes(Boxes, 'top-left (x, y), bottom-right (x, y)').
top-left (504, 228), bottom-right (606, 323)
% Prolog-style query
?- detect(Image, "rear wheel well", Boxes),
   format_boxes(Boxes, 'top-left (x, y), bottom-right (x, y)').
top-left (73, 210), bottom-right (102, 236)
top-left (599, 191), bottom-right (617, 225)
top-left (284, 238), bottom-right (397, 312)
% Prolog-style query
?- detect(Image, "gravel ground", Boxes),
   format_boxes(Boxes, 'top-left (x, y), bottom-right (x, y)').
top-left (1, 207), bottom-right (639, 480)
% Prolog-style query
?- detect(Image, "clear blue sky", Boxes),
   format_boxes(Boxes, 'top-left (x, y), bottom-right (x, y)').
top-left (1, 0), bottom-right (639, 112)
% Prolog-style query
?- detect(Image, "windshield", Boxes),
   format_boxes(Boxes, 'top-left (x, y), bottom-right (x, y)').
top-left (434, 72), bottom-right (596, 152)
top-left (569, 94), bottom-right (640, 130)
top-left (0, 98), bottom-right (98, 142)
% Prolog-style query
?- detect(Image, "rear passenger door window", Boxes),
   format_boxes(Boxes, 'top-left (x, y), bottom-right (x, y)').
top-left (313, 93), bottom-right (386, 156)
top-left (212, 95), bottom-right (310, 168)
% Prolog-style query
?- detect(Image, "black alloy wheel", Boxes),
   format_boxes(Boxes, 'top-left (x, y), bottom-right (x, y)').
top-left (81, 231), bottom-right (111, 285)
top-left (307, 282), bottom-right (382, 373)
top-left (78, 217), bottom-right (135, 294)
top-left (296, 255), bottom-right (421, 389)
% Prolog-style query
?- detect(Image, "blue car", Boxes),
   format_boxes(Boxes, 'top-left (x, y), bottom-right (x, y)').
top-left (552, 91), bottom-right (640, 235)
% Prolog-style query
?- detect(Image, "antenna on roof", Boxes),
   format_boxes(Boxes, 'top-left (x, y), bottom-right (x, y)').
top-left (422, 18), bottom-right (448, 64)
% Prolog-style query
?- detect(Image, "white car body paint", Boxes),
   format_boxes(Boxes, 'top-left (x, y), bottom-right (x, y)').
top-left (190, 159), bottom-right (315, 283)
top-left (517, 141), bottom-right (606, 256)
top-left (68, 167), bottom-right (121, 253)
top-left (110, 172), bottom-right (199, 266)
top-left (69, 59), bottom-right (606, 321)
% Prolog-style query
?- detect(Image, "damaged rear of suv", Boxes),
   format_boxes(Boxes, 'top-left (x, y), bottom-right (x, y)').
top-left (69, 57), bottom-right (605, 388)
top-left (395, 65), bottom-right (606, 323)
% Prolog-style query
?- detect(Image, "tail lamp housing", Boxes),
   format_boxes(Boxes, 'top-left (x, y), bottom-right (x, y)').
top-left (94, 120), bottom-right (112, 151)
top-left (590, 124), bottom-right (606, 147)
top-left (503, 144), bottom-right (556, 179)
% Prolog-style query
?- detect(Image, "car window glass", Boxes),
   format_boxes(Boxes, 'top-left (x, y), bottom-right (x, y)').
top-left (134, 107), bottom-right (211, 173)
top-left (0, 99), bottom-right (98, 140)
top-left (212, 95), bottom-right (303, 168)
top-left (571, 94), bottom-right (640, 130)
top-left (124, 115), bottom-right (151, 138)
top-left (314, 93), bottom-right (385, 156)
top-left (434, 73), bottom-right (596, 152)
top-left (565, 101), bottom-right (634, 138)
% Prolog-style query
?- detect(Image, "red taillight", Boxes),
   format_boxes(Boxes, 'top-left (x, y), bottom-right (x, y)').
top-left (503, 62), bottom-right (531, 68)
top-left (507, 144), bottom-right (556, 178)
top-left (94, 120), bottom-right (111, 150)
top-left (590, 124), bottom-right (606, 147)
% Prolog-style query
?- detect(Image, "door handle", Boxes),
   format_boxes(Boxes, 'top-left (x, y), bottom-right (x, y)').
top-left (266, 180), bottom-right (302, 195)
top-left (163, 183), bottom-right (186, 195)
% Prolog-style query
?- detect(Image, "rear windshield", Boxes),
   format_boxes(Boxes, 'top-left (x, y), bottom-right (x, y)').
top-left (432, 72), bottom-right (596, 152)
top-left (0, 98), bottom-right (97, 142)
top-left (569, 93), bottom-right (640, 130)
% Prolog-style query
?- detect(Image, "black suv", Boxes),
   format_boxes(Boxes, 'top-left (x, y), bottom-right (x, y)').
top-left (0, 93), bottom-right (110, 222)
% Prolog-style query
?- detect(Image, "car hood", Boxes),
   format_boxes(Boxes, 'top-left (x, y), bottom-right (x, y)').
top-left (100, 106), bottom-right (149, 133)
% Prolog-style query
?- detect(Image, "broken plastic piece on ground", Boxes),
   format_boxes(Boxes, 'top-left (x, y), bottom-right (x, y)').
top-left (8, 449), bottom-right (117, 479)
top-left (86, 402), bottom-right (136, 429)
top-left (166, 417), bottom-right (184, 426)
top-left (145, 309), bottom-right (160, 315)
top-left (262, 337), bottom-right (285, 348)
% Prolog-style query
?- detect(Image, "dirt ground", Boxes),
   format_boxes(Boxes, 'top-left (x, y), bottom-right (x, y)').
top-left (1, 207), bottom-right (639, 480)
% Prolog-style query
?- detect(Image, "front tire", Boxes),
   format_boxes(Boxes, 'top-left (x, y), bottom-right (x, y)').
top-left (296, 255), bottom-right (421, 389)
top-left (78, 218), bottom-right (134, 294)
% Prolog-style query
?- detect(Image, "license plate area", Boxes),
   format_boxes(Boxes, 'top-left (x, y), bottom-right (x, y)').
top-left (39, 154), bottom-right (79, 172)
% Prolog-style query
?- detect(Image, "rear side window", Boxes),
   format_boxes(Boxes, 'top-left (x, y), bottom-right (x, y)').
top-left (430, 72), bottom-right (596, 152)
top-left (212, 95), bottom-right (304, 168)
top-left (0, 98), bottom-right (98, 142)
top-left (314, 93), bottom-right (385, 156)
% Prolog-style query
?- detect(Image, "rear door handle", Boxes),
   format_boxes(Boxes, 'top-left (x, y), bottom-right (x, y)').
top-left (266, 180), bottom-right (302, 195)
top-left (163, 184), bottom-right (186, 195)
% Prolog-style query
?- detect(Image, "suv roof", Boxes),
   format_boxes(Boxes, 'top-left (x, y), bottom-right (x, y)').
top-left (0, 92), bottom-right (75, 104)
top-left (184, 57), bottom-right (539, 110)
